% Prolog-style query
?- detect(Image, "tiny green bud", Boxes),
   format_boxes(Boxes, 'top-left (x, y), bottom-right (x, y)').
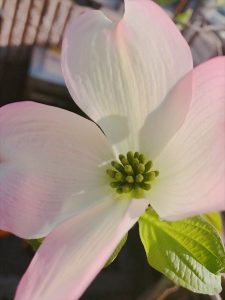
top-left (136, 174), bottom-right (144, 183)
top-left (119, 154), bottom-right (125, 161)
top-left (124, 165), bottom-right (134, 175)
top-left (115, 172), bottom-right (123, 181)
top-left (110, 182), bottom-right (121, 188)
top-left (140, 182), bottom-right (151, 190)
top-left (106, 169), bottom-right (116, 178)
top-left (143, 172), bottom-right (151, 181)
top-left (144, 171), bottom-right (156, 181)
top-left (137, 163), bottom-right (145, 174)
top-left (134, 152), bottom-right (139, 159)
top-left (139, 154), bottom-right (145, 163)
top-left (149, 171), bottom-right (156, 181)
top-left (154, 170), bottom-right (160, 177)
top-left (145, 160), bottom-right (152, 172)
top-left (133, 158), bottom-right (139, 165)
top-left (127, 151), bottom-right (134, 164)
top-left (119, 155), bottom-right (129, 166)
top-left (111, 161), bottom-right (124, 173)
top-left (123, 184), bottom-right (132, 193)
top-left (126, 175), bottom-right (134, 183)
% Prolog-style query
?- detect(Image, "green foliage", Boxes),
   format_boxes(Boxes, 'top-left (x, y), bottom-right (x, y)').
top-left (203, 212), bottom-right (223, 234)
top-left (139, 209), bottom-right (225, 295)
top-left (176, 9), bottom-right (193, 30)
top-left (27, 238), bottom-right (44, 251)
top-left (105, 233), bottom-right (128, 267)
top-left (154, 0), bottom-right (178, 5)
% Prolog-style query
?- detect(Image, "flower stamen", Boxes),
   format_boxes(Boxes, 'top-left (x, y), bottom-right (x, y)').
top-left (106, 151), bottom-right (159, 194)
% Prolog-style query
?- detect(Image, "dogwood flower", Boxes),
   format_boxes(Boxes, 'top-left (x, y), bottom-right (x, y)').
top-left (0, 0), bottom-right (224, 299)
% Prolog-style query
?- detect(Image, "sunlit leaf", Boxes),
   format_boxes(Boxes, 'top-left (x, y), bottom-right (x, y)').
top-left (139, 209), bottom-right (225, 294)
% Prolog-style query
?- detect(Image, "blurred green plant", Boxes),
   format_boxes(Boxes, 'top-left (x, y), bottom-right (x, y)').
top-left (176, 8), bottom-right (193, 30)
top-left (155, 0), bottom-right (178, 4)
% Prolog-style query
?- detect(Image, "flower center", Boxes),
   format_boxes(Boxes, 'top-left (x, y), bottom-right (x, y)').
top-left (106, 151), bottom-right (159, 195)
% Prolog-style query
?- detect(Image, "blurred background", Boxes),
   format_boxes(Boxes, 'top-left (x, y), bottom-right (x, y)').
top-left (0, 0), bottom-right (225, 299)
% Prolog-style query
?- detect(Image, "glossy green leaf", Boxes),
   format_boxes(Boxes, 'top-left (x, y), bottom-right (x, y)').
top-left (203, 212), bottom-right (223, 234)
top-left (105, 233), bottom-right (128, 267)
top-left (139, 209), bottom-right (225, 294)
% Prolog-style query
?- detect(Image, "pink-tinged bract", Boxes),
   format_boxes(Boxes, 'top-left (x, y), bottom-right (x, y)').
top-left (0, 1), bottom-right (223, 299)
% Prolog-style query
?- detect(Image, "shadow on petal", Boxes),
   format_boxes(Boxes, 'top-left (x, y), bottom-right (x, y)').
top-left (140, 71), bottom-right (193, 159)
top-left (98, 114), bottom-right (130, 145)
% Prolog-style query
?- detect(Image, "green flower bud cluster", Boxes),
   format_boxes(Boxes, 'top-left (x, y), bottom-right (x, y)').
top-left (106, 151), bottom-right (159, 194)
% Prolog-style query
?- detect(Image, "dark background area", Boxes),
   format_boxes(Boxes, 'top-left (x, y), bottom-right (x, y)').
top-left (0, 0), bottom-right (225, 299)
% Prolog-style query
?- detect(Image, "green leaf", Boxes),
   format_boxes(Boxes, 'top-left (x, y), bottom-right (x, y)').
top-left (27, 238), bottom-right (44, 251)
top-left (154, 0), bottom-right (178, 5)
top-left (175, 9), bottom-right (193, 30)
top-left (105, 233), bottom-right (128, 267)
top-left (139, 209), bottom-right (225, 295)
top-left (203, 212), bottom-right (223, 234)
